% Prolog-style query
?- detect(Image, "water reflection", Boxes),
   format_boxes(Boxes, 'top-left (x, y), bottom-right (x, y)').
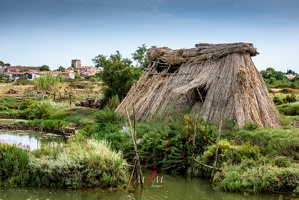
top-left (0, 176), bottom-right (288, 200)
top-left (0, 130), bottom-right (62, 150)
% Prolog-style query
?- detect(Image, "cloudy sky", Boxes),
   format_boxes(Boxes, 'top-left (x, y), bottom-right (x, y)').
top-left (1, 0), bottom-right (298, 71)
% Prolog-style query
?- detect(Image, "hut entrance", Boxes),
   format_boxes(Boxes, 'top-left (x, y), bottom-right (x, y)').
top-left (194, 86), bottom-right (207, 103)
top-left (150, 61), bottom-right (180, 75)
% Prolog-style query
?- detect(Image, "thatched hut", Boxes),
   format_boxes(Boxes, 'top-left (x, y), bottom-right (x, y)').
top-left (116, 42), bottom-right (281, 128)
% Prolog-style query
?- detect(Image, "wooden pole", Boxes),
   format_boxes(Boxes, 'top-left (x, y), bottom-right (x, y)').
top-left (125, 108), bottom-right (143, 187)
top-left (211, 107), bottom-right (224, 181)
top-left (69, 92), bottom-right (72, 106)
top-left (191, 115), bottom-right (197, 177)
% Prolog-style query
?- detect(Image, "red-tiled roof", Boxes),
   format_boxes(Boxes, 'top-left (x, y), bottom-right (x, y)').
top-left (286, 74), bottom-right (296, 80)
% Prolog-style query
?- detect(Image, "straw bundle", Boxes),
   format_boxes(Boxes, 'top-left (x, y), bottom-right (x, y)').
top-left (116, 43), bottom-right (281, 128)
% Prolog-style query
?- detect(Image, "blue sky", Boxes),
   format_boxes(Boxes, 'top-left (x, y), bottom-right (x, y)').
top-left (1, 0), bottom-right (298, 72)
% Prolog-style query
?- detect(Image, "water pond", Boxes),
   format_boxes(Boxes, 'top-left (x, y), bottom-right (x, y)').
top-left (0, 176), bottom-right (287, 200)
top-left (0, 130), bottom-right (62, 150)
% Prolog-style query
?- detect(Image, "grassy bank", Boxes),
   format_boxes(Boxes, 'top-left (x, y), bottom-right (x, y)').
top-left (0, 138), bottom-right (129, 189)
top-left (206, 127), bottom-right (299, 195)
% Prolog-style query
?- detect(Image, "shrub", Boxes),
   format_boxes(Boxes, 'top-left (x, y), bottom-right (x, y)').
top-left (215, 162), bottom-right (299, 194)
top-left (274, 156), bottom-right (292, 167)
top-left (0, 143), bottom-right (30, 186)
top-left (24, 101), bottom-right (66, 120)
top-left (29, 139), bottom-right (129, 189)
top-left (284, 94), bottom-right (297, 103)
top-left (244, 121), bottom-right (259, 131)
top-left (106, 94), bottom-right (120, 110)
top-left (202, 141), bottom-right (260, 166)
top-left (277, 103), bottom-right (299, 116)
top-left (94, 108), bottom-right (125, 133)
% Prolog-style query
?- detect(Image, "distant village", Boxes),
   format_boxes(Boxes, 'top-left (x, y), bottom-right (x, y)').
top-left (0, 59), bottom-right (101, 80)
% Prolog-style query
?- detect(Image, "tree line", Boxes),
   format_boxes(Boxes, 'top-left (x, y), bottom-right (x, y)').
top-left (260, 68), bottom-right (299, 89)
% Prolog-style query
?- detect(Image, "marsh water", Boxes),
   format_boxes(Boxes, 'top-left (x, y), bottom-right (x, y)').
top-left (0, 130), bottom-right (62, 150)
top-left (0, 131), bottom-right (288, 200)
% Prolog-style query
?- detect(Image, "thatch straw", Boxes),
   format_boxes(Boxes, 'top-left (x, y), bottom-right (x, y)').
top-left (116, 43), bottom-right (281, 128)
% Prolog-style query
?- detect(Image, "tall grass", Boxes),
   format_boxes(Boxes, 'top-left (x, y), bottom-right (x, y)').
top-left (0, 143), bottom-right (30, 186)
top-left (29, 138), bottom-right (129, 189)
top-left (214, 161), bottom-right (299, 194)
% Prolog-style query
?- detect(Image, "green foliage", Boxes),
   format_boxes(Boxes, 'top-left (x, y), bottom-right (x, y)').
top-left (0, 143), bottom-right (30, 186)
top-left (106, 94), bottom-right (120, 110)
top-left (94, 108), bottom-right (125, 132)
top-left (92, 51), bottom-right (143, 100)
top-left (57, 66), bottom-right (66, 72)
top-left (215, 161), bottom-right (299, 194)
top-left (13, 79), bottom-right (34, 85)
top-left (86, 108), bottom-right (128, 151)
top-left (137, 115), bottom-right (217, 174)
top-left (29, 139), bottom-right (129, 189)
top-left (202, 140), bottom-right (260, 166)
top-left (274, 156), bottom-right (292, 167)
top-left (284, 94), bottom-right (297, 103)
top-left (40, 65), bottom-right (50, 71)
top-left (24, 101), bottom-right (66, 120)
top-left (277, 103), bottom-right (299, 116)
top-left (34, 73), bottom-right (62, 92)
top-left (261, 68), bottom-right (299, 89)
top-left (293, 186), bottom-right (299, 198)
top-left (273, 93), bottom-right (297, 105)
top-left (223, 127), bottom-right (299, 160)
top-left (75, 74), bottom-right (81, 80)
top-left (41, 119), bottom-right (68, 133)
top-left (0, 73), bottom-right (9, 82)
top-left (132, 44), bottom-right (150, 69)
top-left (0, 96), bottom-right (19, 110)
top-left (244, 121), bottom-right (259, 131)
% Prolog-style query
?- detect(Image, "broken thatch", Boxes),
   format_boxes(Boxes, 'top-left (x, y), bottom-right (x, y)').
top-left (116, 42), bottom-right (281, 128)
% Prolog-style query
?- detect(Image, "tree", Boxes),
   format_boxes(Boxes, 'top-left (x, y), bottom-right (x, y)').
top-left (57, 66), bottom-right (66, 72)
top-left (40, 65), bottom-right (50, 71)
top-left (132, 44), bottom-right (150, 69)
top-left (93, 51), bottom-right (143, 100)
top-left (266, 67), bottom-right (275, 74)
top-left (286, 69), bottom-right (296, 75)
top-left (0, 74), bottom-right (9, 81)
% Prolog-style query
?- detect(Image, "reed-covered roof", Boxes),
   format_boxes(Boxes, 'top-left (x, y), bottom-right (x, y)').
top-left (116, 42), bottom-right (280, 128)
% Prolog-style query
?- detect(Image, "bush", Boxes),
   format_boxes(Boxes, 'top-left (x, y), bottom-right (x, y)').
top-left (244, 121), bottom-right (259, 131)
top-left (0, 143), bottom-right (30, 186)
top-left (274, 156), bottom-right (292, 167)
top-left (215, 163), bottom-right (299, 194)
top-left (24, 101), bottom-right (66, 120)
top-left (106, 95), bottom-right (120, 110)
top-left (277, 103), bottom-right (299, 116)
top-left (137, 116), bottom-right (216, 174)
top-left (284, 94), bottom-right (297, 103)
top-left (93, 108), bottom-right (125, 132)
top-left (29, 139), bottom-right (129, 189)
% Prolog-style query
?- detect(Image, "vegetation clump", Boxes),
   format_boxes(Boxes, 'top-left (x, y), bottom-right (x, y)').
top-left (0, 138), bottom-right (129, 189)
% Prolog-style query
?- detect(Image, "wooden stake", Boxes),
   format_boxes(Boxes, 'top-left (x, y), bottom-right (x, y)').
top-left (191, 115), bottom-right (197, 177)
top-left (125, 108), bottom-right (143, 187)
top-left (211, 107), bottom-right (224, 181)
